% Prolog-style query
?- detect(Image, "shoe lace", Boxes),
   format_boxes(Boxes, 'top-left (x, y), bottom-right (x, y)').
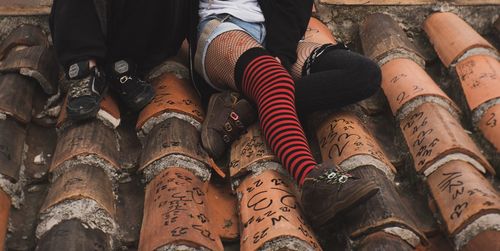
top-left (68, 77), bottom-right (92, 98)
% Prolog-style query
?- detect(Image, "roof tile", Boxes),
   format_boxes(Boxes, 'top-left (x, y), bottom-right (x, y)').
top-left (0, 23), bottom-right (48, 60)
top-left (423, 12), bottom-right (496, 68)
top-left (139, 167), bottom-right (223, 251)
top-left (57, 94), bottom-right (121, 129)
top-left (207, 182), bottom-right (239, 241)
top-left (477, 104), bottom-right (500, 152)
top-left (0, 118), bottom-right (26, 182)
top-left (0, 73), bottom-right (35, 123)
top-left (399, 102), bottom-right (493, 176)
top-left (357, 231), bottom-right (414, 251)
top-left (0, 189), bottom-right (9, 251)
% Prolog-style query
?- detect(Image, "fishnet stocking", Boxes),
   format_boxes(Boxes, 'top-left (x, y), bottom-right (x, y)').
top-left (205, 30), bottom-right (262, 90)
top-left (290, 41), bottom-right (322, 79)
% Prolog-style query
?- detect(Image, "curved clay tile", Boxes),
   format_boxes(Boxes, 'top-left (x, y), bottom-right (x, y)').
top-left (50, 120), bottom-right (120, 175)
top-left (360, 13), bottom-right (424, 65)
top-left (0, 45), bottom-right (58, 95)
top-left (399, 103), bottom-right (493, 176)
top-left (40, 164), bottom-right (115, 219)
top-left (303, 17), bottom-right (337, 45)
top-left (229, 123), bottom-right (278, 179)
top-left (0, 73), bottom-right (34, 124)
top-left (381, 58), bottom-right (460, 121)
top-left (136, 64), bottom-right (203, 134)
top-left (139, 118), bottom-right (212, 178)
top-left (316, 111), bottom-right (396, 179)
top-left (461, 230), bottom-right (500, 251)
top-left (207, 183), bottom-right (239, 241)
top-left (426, 160), bottom-right (500, 249)
top-left (236, 169), bottom-right (321, 251)
top-left (423, 12), bottom-right (495, 68)
top-left (478, 104), bottom-right (500, 152)
top-left (455, 54), bottom-right (500, 111)
top-left (0, 118), bottom-right (25, 182)
top-left (0, 189), bottom-right (9, 251)
top-left (36, 219), bottom-right (111, 251)
top-left (0, 24), bottom-right (49, 60)
top-left (357, 231), bottom-right (414, 251)
top-left (139, 167), bottom-right (223, 251)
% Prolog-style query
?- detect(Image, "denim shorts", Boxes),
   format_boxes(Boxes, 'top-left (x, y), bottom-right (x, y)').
top-left (196, 14), bottom-right (266, 89)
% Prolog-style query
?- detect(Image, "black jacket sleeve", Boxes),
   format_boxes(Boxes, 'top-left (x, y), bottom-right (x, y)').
top-left (258, 0), bottom-right (313, 70)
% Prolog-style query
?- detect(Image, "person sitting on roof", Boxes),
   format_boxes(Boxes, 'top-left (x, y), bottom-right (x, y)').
top-left (50, 0), bottom-right (194, 120)
top-left (192, 0), bottom-right (382, 228)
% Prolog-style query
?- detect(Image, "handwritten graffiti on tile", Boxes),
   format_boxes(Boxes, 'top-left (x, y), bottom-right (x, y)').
top-left (317, 114), bottom-right (391, 168)
top-left (140, 168), bottom-right (223, 251)
top-left (478, 105), bottom-right (500, 152)
top-left (456, 55), bottom-right (500, 110)
top-left (238, 170), bottom-right (321, 251)
top-left (427, 161), bottom-right (500, 234)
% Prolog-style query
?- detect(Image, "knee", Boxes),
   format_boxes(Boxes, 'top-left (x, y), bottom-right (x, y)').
top-left (355, 58), bottom-right (381, 97)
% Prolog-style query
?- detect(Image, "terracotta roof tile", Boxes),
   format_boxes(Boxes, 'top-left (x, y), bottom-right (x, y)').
top-left (0, 73), bottom-right (35, 123)
top-left (50, 120), bottom-right (120, 176)
top-left (0, 189), bottom-right (9, 251)
top-left (455, 55), bottom-right (500, 111)
top-left (399, 102), bottom-right (493, 176)
top-left (381, 58), bottom-right (460, 121)
top-left (236, 169), bottom-right (321, 251)
top-left (229, 123), bottom-right (278, 179)
top-left (0, 23), bottom-right (48, 60)
top-left (427, 160), bottom-right (500, 249)
top-left (139, 167), bottom-right (223, 251)
top-left (304, 17), bottom-right (338, 45)
top-left (357, 231), bottom-right (414, 251)
top-left (360, 13), bottom-right (425, 66)
top-left (461, 230), bottom-right (500, 251)
top-left (316, 111), bottom-right (396, 178)
top-left (0, 45), bottom-right (58, 95)
top-left (0, 118), bottom-right (26, 183)
top-left (423, 12), bottom-right (496, 68)
top-left (478, 104), bottom-right (500, 152)
top-left (40, 164), bottom-right (115, 218)
top-left (207, 182), bottom-right (239, 241)
top-left (136, 63), bottom-right (204, 134)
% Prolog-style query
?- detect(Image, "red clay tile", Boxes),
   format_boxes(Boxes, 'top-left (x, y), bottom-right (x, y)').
top-left (0, 24), bottom-right (49, 60)
top-left (427, 160), bottom-right (500, 235)
top-left (420, 234), bottom-right (453, 251)
top-left (423, 12), bottom-right (495, 68)
top-left (139, 168), bottom-right (223, 251)
top-left (237, 169), bottom-right (321, 251)
top-left (455, 55), bottom-right (500, 111)
top-left (50, 120), bottom-right (120, 173)
top-left (461, 230), bottom-right (500, 251)
top-left (400, 103), bottom-right (493, 176)
top-left (229, 123), bottom-right (278, 178)
top-left (0, 189), bottom-right (10, 251)
top-left (303, 17), bottom-right (337, 45)
top-left (57, 94), bottom-right (120, 129)
top-left (316, 112), bottom-right (396, 176)
top-left (0, 74), bottom-right (34, 124)
top-left (357, 231), bottom-right (414, 251)
top-left (41, 164), bottom-right (115, 218)
top-left (381, 58), bottom-right (459, 119)
top-left (36, 219), bottom-right (111, 251)
top-left (477, 104), bottom-right (500, 152)
top-left (136, 71), bottom-right (204, 131)
top-left (139, 118), bottom-right (209, 173)
top-left (0, 45), bottom-right (58, 95)
top-left (0, 118), bottom-right (26, 182)
top-left (360, 13), bottom-right (424, 64)
top-left (207, 182), bottom-right (239, 241)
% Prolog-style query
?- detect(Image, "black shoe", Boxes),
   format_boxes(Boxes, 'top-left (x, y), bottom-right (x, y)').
top-left (66, 61), bottom-right (108, 121)
top-left (108, 60), bottom-right (154, 111)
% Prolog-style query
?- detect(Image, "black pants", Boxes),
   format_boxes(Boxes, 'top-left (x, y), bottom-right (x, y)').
top-left (50, 0), bottom-right (192, 76)
top-left (295, 48), bottom-right (381, 115)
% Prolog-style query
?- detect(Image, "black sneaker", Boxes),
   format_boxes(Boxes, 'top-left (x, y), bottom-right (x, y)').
top-left (66, 61), bottom-right (108, 120)
top-left (108, 60), bottom-right (154, 111)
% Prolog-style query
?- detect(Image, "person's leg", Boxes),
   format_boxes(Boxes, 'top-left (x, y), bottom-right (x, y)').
top-left (50, 0), bottom-right (108, 120)
top-left (294, 45), bottom-right (382, 115)
top-left (50, 0), bottom-right (106, 70)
